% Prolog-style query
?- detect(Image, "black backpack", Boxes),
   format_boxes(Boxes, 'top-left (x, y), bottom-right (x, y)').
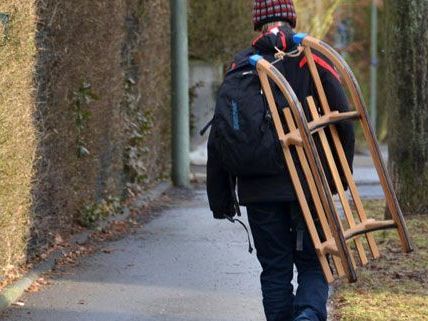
top-left (208, 49), bottom-right (285, 177)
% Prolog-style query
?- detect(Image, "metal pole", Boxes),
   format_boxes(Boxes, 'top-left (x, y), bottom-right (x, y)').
top-left (171, 0), bottom-right (190, 187)
top-left (370, 0), bottom-right (378, 134)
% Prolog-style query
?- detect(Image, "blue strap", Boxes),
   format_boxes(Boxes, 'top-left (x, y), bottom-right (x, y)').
top-left (293, 33), bottom-right (308, 45)
top-left (249, 54), bottom-right (263, 67)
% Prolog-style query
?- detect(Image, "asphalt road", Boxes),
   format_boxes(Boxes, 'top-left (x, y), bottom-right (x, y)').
top-left (1, 190), bottom-right (267, 321)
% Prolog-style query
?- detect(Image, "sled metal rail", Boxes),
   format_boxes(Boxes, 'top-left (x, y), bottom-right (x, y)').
top-left (249, 34), bottom-right (413, 283)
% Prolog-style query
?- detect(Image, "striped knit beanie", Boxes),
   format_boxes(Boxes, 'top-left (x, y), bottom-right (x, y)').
top-left (253, 0), bottom-right (297, 31)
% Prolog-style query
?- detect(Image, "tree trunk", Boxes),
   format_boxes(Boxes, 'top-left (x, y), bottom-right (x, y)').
top-left (384, 0), bottom-right (428, 215)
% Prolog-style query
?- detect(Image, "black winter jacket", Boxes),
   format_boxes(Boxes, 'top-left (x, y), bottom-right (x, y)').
top-left (207, 26), bottom-right (355, 218)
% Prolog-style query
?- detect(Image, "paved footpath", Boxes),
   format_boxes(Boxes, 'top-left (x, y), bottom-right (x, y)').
top-left (1, 190), bottom-right (267, 321)
top-left (1, 150), bottom-right (382, 321)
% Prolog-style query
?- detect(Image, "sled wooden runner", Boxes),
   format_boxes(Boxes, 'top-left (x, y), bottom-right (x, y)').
top-left (248, 33), bottom-right (413, 283)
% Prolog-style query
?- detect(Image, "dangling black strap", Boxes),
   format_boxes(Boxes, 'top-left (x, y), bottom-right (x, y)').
top-left (229, 175), bottom-right (241, 217)
top-left (199, 117), bottom-right (214, 136)
top-left (226, 174), bottom-right (253, 253)
top-left (226, 216), bottom-right (254, 254)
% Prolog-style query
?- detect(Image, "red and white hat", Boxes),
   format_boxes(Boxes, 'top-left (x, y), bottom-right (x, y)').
top-left (253, 0), bottom-right (297, 31)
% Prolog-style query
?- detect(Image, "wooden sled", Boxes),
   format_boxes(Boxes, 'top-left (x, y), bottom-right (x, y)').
top-left (249, 33), bottom-right (413, 283)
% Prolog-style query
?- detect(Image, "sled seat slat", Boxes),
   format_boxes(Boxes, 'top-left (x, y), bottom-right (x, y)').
top-left (281, 111), bottom-right (360, 147)
top-left (317, 219), bottom-right (396, 257)
top-left (343, 219), bottom-right (396, 240)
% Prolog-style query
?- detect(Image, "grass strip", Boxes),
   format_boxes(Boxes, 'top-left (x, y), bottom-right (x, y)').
top-left (331, 199), bottom-right (428, 321)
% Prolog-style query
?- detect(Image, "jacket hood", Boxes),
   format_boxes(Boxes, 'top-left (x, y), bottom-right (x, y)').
top-left (252, 24), bottom-right (297, 55)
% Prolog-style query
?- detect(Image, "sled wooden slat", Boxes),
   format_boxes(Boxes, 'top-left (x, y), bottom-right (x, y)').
top-left (318, 220), bottom-right (396, 257)
top-left (306, 97), bottom-right (369, 266)
top-left (300, 36), bottom-right (413, 255)
top-left (302, 43), bottom-right (392, 260)
top-left (305, 111), bottom-right (360, 133)
top-left (303, 51), bottom-right (381, 261)
top-left (256, 58), bottom-right (356, 282)
top-left (282, 111), bottom-right (360, 147)
top-left (343, 219), bottom-right (396, 240)
top-left (283, 108), bottom-right (346, 277)
top-left (250, 33), bottom-right (413, 282)
top-left (258, 71), bottom-right (335, 283)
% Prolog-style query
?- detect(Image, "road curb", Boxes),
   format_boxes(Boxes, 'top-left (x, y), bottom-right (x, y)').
top-left (0, 181), bottom-right (171, 312)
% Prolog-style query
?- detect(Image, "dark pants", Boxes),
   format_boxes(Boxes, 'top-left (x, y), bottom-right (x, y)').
top-left (247, 201), bottom-right (329, 321)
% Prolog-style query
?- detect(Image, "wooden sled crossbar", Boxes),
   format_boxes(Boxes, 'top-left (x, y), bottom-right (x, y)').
top-left (249, 34), bottom-right (413, 283)
top-left (281, 111), bottom-right (360, 147)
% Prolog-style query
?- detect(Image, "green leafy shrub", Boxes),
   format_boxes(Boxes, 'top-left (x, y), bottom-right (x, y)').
top-left (72, 81), bottom-right (98, 158)
top-left (78, 196), bottom-right (122, 228)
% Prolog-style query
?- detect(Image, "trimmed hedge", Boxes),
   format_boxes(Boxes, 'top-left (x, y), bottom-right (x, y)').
top-left (0, 0), bottom-right (171, 274)
top-left (0, 2), bottom-right (37, 274)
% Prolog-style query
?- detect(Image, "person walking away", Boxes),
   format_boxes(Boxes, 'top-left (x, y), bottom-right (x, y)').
top-left (207, 1), bottom-right (355, 320)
